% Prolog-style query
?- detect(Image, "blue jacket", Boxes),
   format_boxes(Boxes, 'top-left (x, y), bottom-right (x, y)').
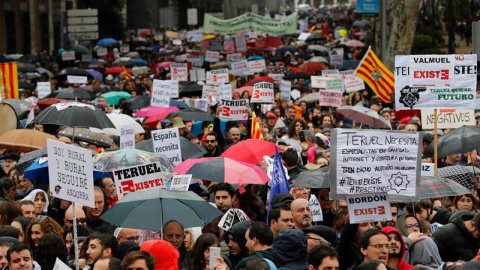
top-left (272, 229), bottom-right (308, 270)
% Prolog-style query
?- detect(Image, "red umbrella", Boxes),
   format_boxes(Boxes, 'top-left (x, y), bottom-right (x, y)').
top-left (298, 62), bottom-right (329, 74)
top-left (105, 67), bottom-right (132, 75)
top-left (143, 111), bottom-right (171, 129)
top-left (155, 62), bottom-right (177, 69)
top-left (246, 76), bottom-right (275, 86)
top-left (172, 157), bottom-right (216, 174)
top-left (37, 98), bottom-right (63, 110)
top-left (221, 139), bottom-right (281, 164)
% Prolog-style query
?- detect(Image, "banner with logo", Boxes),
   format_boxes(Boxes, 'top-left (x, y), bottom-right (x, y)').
top-left (204, 13), bottom-right (298, 35)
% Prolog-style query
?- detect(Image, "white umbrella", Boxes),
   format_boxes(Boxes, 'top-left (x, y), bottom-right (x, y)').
top-left (298, 92), bottom-right (319, 103)
top-left (337, 104), bottom-right (392, 129)
top-left (308, 56), bottom-right (329, 63)
top-left (90, 113), bottom-right (145, 136)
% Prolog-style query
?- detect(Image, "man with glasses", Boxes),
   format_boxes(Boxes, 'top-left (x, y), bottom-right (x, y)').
top-left (357, 229), bottom-right (393, 269)
top-left (307, 245), bottom-right (339, 270)
top-left (303, 225), bottom-right (337, 252)
top-left (114, 227), bottom-right (140, 244)
top-left (203, 132), bottom-right (223, 157)
top-left (314, 188), bottom-right (334, 228)
top-left (381, 227), bottom-right (413, 270)
top-left (64, 204), bottom-right (87, 228)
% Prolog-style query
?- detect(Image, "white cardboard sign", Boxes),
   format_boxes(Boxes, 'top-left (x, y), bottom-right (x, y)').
top-left (151, 128), bottom-right (182, 166)
top-left (248, 59), bottom-right (266, 73)
top-left (37, 82), bottom-right (51, 99)
top-left (113, 162), bottom-right (167, 199)
top-left (171, 64), bottom-right (188, 81)
top-left (232, 60), bottom-right (249, 76)
top-left (62, 51), bottom-right (75, 61)
top-left (309, 195), bottom-right (323, 222)
top-left (220, 99), bottom-right (249, 121)
top-left (206, 69), bottom-right (229, 85)
top-left (421, 163), bottom-right (435, 177)
top-left (251, 82), bottom-right (274, 103)
top-left (420, 109), bottom-right (476, 129)
top-left (280, 80), bottom-right (291, 101)
top-left (151, 80), bottom-right (171, 108)
top-left (347, 193), bottom-right (392, 224)
top-left (67, 75), bottom-right (88, 84)
top-left (194, 98), bottom-right (209, 112)
top-left (120, 124), bottom-right (135, 150)
top-left (170, 174), bottom-right (192, 191)
top-left (205, 50), bottom-right (220, 62)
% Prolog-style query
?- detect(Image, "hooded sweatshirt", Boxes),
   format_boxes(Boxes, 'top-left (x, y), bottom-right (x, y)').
top-left (272, 229), bottom-right (308, 270)
top-left (225, 220), bottom-right (253, 267)
top-left (141, 240), bottom-right (180, 270)
top-left (409, 237), bottom-right (443, 270)
top-left (381, 227), bottom-right (414, 270)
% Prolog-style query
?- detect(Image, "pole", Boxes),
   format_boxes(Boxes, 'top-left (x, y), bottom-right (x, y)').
top-left (447, 0), bottom-right (455, 53)
top-left (434, 109), bottom-right (438, 177)
top-left (72, 125), bottom-right (79, 270)
top-left (381, 0), bottom-right (387, 62)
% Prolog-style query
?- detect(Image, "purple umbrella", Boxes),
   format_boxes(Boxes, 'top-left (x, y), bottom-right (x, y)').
top-left (86, 69), bottom-right (103, 81)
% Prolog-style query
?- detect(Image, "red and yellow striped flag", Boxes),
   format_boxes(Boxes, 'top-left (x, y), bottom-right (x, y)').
top-left (355, 47), bottom-right (394, 103)
top-left (251, 111), bottom-right (263, 140)
top-left (0, 62), bottom-right (19, 99)
top-left (122, 66), bottom-right (131, 81)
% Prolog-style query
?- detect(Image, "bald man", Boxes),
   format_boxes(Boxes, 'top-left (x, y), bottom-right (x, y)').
top-left (290, 198), bottom-right (312, 230)
top-left (64, 204), bottom-right (87, 228)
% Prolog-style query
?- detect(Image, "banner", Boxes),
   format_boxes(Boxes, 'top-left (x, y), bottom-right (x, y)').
top-left (319, 90), bottom-right (342, 107)
top-left (171, 64), bottom-right (188, 81)
top-left (394, 54), bottom-right (477, 110)
top-left (347, 193), bottom-right (392, 224)
top-left (248, 60), bottom-right (266, 73)
top-left (421, 109), bottom-right (476, 129)
top-left (170, 174), bottom-right (192, 191)
top-left (119, 124), bottom-right (135, 150)
top-left (204, 13), bottom-right (298, 35)
top-left (151, 128), bottom-right (182, 166)
top-left (280, 80), bottom-right (291, 101)
top-left (206, 69), bottom-right (229, 85)
top-left (113, 162), bottom-right (166, 199)
top-left (151, 80), bottom-right (171, 107)
top-left (47, 139), bottom-right (94, 207)
top-left (232, 60), bottom-right (249, 76)
top-left (205, 51), bottom-right (220, 62)
top-left (330, 129), bottom-right (422, 202)
top-left (220, 99), bottom-right (249, 121)
top-left (251, 82), bottom-right (274, 103)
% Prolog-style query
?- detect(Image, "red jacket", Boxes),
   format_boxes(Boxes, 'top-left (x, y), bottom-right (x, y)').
top-left (381, 227), bottom-right (414, 270)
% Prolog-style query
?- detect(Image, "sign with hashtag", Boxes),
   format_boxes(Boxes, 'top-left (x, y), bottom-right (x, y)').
top-left (330, 129), bottom-right (422, 202)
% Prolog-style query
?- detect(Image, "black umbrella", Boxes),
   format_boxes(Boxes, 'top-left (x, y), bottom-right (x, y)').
top-left (179, 82), bottom-right (203, 97)
top-left (17, 62), bottom-right (37, 73)
top-left (68, 44), bottom-right (90, 55)
top-left (18, 55), bottom-right (40, 64)
top-left (167, 108), bottom-right (214, 122)
top-left (283, 73), bottom-right (311, 80)
top-left (124, 96), bottom-right (150, 110)
top-left (50, 88), bottom-right (96, 100)
top-left (276, 46), bottom-right (297, 55)
top-left (306, 33), bottom-right (326, 42)
top-left (59, 127), bottom-right (113, 147)
top-left (424, 126), bottom-right (480, 158)
top-left (291, 167), bottom-right (330, 189)
top-left (18, 81), bottom-right (32, 90)
top-left (112, 59), bottom-right (134, 67)
top-left (54, 67), bottom-right (93, 80)
top-left (34, 102), bottom-right (115, 129)
top-left (136, 137), bottom-right (207, 160)
top-left (2, 99), bottom-right (31, 116)
top-left (438, 165), bottom-right (479, 190)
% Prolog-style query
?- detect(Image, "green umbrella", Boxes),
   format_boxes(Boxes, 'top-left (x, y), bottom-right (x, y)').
top-left (94, 91), bottom-right (132, 105)
top-left (100, 188), bottom-right (222, 231)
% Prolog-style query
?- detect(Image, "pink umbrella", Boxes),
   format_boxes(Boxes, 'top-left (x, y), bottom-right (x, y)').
top-left (135, 106), bottom-right (179, 118)
top-left (234, 86), bottom-right (253, 96)
top-left (155, 62), bottom-right (177, 69)
top-left (346, 39), bottom-right (365, 47)
top-left (172, 157), bottom-right (216, 174)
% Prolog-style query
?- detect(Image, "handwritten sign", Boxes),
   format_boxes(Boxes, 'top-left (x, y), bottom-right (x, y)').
top-left (319, 90), bottom-right (342, 107)
top-left (330, 129), bottom-right (422, 202)
top-left (309, 195), bottom-right (323, 222)
top-left (347, 193), bottom-right (392, 224)
top-left (171, 64), bottom-right (188, 81)
top-left (202, 85), bottom-right (221, 105)
top-left (235, 33), bottom-right (247, 52)
top-left (120, 124), bottom-right (135, 150)
top-left (421, 163), bottom-right (435, 177)
top-left (206, 69), bottom-right (229, 85)
top-left (325, 78), bottom-right (344, 91)
top-left (421, 109), bottom-right (476, 129)
top-left (151, 128), bottom-right (182, 166)
top-left (67, 76), bottom-right (87, 84)
top-left (170, 174), bottom-right (192, 191)
top-left (341, 70), bottom-right (365, 93)
top-left (280, 80), bottom-right (291, 101)
top-left (205, 50), bottom-right (220, 62)
top-left (220, 99), bottom-right (249, 121)
top-left (311, 76), bottom-right (327, 88)
top-left (222, 40), bottom-right (235, 54)
top-left (113, 162), bottom-right (166, 199)
top-left (47, 139), bottom-right (94, 207)
top-left (226, 53), bottom-right (244, 65)
top-left (219, 84), bottom-right (232, 100)
top-left (232, 60), bottom-right (249, 76)
top-left (251, 82), bottom-right (274, 103)
top-left (248, 59), bottom-right (266, 73)
top-left (169, 80), bottom-right (179, 99)
top-left (37, 82), bottom-right (51, 99)
top-left (194, 98), bottom-right (209, 112)
top-left (151, 80), bottom-right (171, 107)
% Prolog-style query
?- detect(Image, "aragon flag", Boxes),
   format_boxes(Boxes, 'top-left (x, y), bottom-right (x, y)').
top-left (0, 62), bottom-right (19, 99)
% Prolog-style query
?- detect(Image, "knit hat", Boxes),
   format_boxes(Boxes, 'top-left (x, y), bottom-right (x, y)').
top-left (140, 240), bottom-right (179, 270)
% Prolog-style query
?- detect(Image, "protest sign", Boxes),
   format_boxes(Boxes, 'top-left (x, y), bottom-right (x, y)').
top-left (173, 39), bottom-right (182, 45)
top-left (235, 33), bottom-right (247, 52)
top-left (47, 139), bottom-right (94, 207)
top-left (298, 33), bottom-right (311, 41)
top-left (251, 82), bottom-right (274, 103)
top-left (37, 82), bottom-right (51, 99)
top-left (151, 80), bottom-right (171, 107)
top-left (429, 222), bottom-right (443, 235)
top-left (311, 76), bottom-right (327, 88)
top-left (151, 128), bottom-right (182, 166)
top-left (248, 59), bottom-right (266, 73)
top-left (187, 54), bottom-right (201, 63)
top-left (96, 48), bottom-right (107, 56)
top-left (53, 257), bottom-right (72, 270)
top-left (319, 90), bottom-right (342, 107)
top-left (113, 162), bottom-right (167, 199)
top-left (220, 99), bottom-right (249, 121)
top-left (330, 129), bottom-right (422, 202)
top-left (190, 70), bottom-right (197, 81)
top-left (218, 208), bottom-right (250, 231)
top-left (62, 51), bottom-right (75, 61)
top-left (170, 174), bottom-right (192, 191)
top-left (223, 40), bottom-right (235, 54)
top-left (330, 48), bottom-right (344, 66)
top-left (169, 80), bottom-right (179, 98)
top-left (325, 78), bottom-right (344, 92)
top-left (346, 193), bottom-right (392, 224)
top-left (268, 73), bottom-right (284, 83)
top-left (206, 69), bottom-right (229, 85)
top-left (209, 40), bottom-right (224, 51)
top-left (309, 195), bottom-right (323, 222)
top-left (421, 109), bottom-right (476, 129)
top-left (67, 75), bottom-right (87, 84)
top-left (245, 31), bottom-right (258, 39)
top-left (120, 45), bottom-right (129, 53)
top-left (154, 34), bottom-right (163, 41)
top-left (421, 163), bottom-right (435, 177)
top-left (205, 51), bottom-right (220, 62)
top-left (226, 53), bottom-right (244, 65)
top-left (322, 69), bottom-right (341, 78)
top-left (232, 60), bottom-right (249, 76)
top-left (194, 98), bottom-right (209, 112)
top-left (190, 69), bottom-right (206, 82)
top-left (263, 156), bottom-right (289, 180)
top-left (280, 80), bottom-right (291, 101)
top-left (202, 85), bottom-right (221, 105)
top-left (220, 84), bottom-right (232, 100)
top-left (119, 124), bottom-right (135, 150)
top-left (395, 54), bottom-right (477, 110)
top-left (171, 63), bottom-right (188, 81)
top-left (341, 70), bottom-right (365, 93)
top-left (187, 31), bottom-right (203, 42)
top-left (166, 31), bottom-right (178, 39)
top-left (204, 13), bottom-right (298, 35)
top-left (200, 40), bottom-right (210, 52)
top-left (81, 54), bottom-right (92, 62)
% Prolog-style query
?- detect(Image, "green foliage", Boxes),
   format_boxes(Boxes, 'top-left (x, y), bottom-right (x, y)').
top-left (411, 34), bottom-right (444, 54)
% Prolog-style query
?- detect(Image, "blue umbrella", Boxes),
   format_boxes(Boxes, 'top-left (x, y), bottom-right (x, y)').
top-left (97, 38), bottom-right (118, 46)
top-left (151, 45), bottom-right (162, 51)
top-left (133, 58), bottom-right (148, 66)
top-left (247, 56), bottom-right (263, 61)
top-left (169, 99), bottom-right (189, 109)
top-left (86, 69), bottom-right (103, 81)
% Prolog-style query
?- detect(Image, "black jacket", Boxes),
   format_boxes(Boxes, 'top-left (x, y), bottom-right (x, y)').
top-left (432, 210), bottom-right (480, 262)
top-left (272, 229), bottom-right (308, 270)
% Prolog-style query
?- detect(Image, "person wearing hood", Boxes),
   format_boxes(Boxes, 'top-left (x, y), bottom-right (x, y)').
top-left (432, 210), bottom-right (480, 261)
top-left (21, 189), bottom-right (49, 215)
top-left (272, 229), bottom-right (308, 270)
top-left (140, 240), bottom-right (179, 270)
top-left (381, 227), bottom-right (413, 270)
top-left (225, 220), bottom-right (253, 267)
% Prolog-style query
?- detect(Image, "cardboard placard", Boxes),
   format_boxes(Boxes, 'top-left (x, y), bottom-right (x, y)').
top-left (421, 163), bottom-right (435, 177)
top-left (248, 59), bottom-right (266, 73)
top-left (202, 85), bottom-right (221, 105)
top-left (113, 162), bottom-right (167, 199)
top-left (251, 82), bottom-right (274, 103)
top-left (309, 195), bottom-right (323, 222)
top-left (96, 48), bottom-right (108, 56)
top-left (187, 31), bottom-right (203, 42)
top-left (194, 98), bottom-right (209, 112)
top-left (62, 51), bottom-right (76, 61)
top-left (151, 128), bottom-right (182, 166)
top-left (171, 64), bottom-right (188, 81)
top-left (151, 80), bottom-right (171, 108)
top-left (219, 99), bottom-right (249, 121)
top-left (37, 82), bottom-right (51, 99)
top-left (205, 51), bottom-right (220, 62)
top-left (232, 60), bottom-right (249, 76)
top-left (347, 193), bottom-right (392, 224)
top-left (319, 90), bottom-right (342, 107)
top-left (280, 80), bottom-right (291, 101)
top-left (206, 69), bottom-right (229, 85)
top-left (420, 109), bottom-right (476, 129)
top-left (170, 174), bottom-right (192, 191)
top-left (67, 75), bottom-right (88, 84)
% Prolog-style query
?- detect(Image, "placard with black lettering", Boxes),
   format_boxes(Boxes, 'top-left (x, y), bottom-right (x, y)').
top-left (151, 128), bottom-right (182, 166)
top-left (113, 162), bottom-right (167, 199)
top-left (346, 193), bottom-right (392, 224)
top-left (220, 99), bottom-right (249, 121)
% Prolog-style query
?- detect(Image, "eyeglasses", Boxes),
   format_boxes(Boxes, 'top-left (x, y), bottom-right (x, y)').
top-left (205, 140), bottom-right (216, 143)
top-left (319, 195), bottom-right (330, 201)
top-left (369, 244), bottom-right (390, 249)
top-left (118, 235), bottom-right (140, 241)
top-left (405, 223), bottom-right (420, 229)
top-left (66, 218), bottom-right (87, 224)
top-left (307, 236), bottom-right (323, 241)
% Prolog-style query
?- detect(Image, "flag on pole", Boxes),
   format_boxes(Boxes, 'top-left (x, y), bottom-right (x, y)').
top-left (251, 111), bottom-right (263, 140)
top-left (355, 47), bottom-right (394, 103)
top-left (0, 62), bottom-right (19, 99)
top-left (267, 147), bottom-right (290, 224)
